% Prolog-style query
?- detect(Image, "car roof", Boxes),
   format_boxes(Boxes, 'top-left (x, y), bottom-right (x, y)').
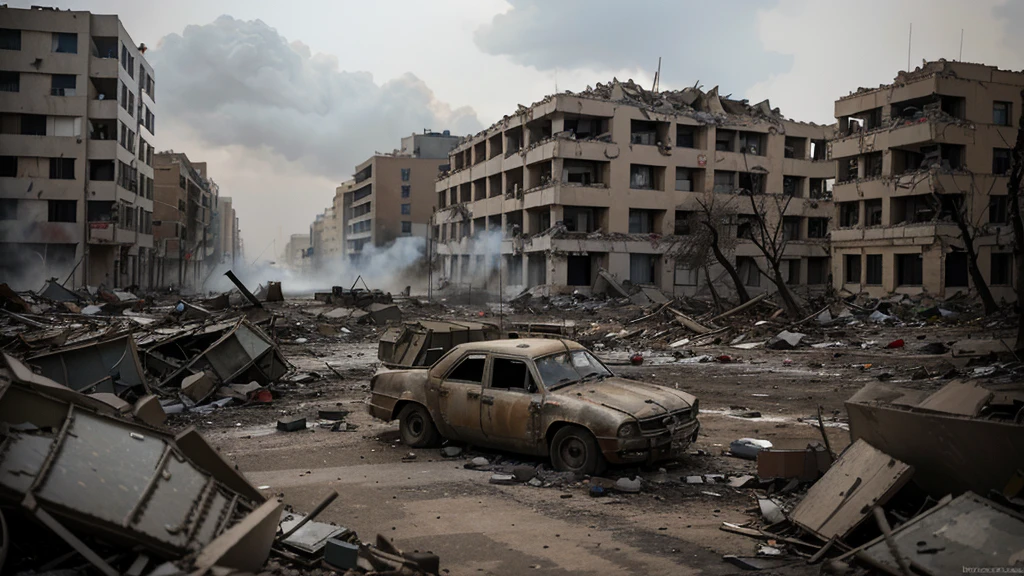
top-left (452, 338), bottom-right (585, 359)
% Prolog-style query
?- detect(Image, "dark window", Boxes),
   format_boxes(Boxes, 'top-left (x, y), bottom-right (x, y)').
top-left (807, 217), bottom-right (828, 238)
top-left (840, 202), bottom-right (859, 227)
top-left (674, 210), bottom-right (691, 235)
top-left (991, 253), bottom-right (1012, 286)
top-left (737, 256), bottom-right (760, 287)
top-left (0, 156), bottom-right (14, 177)
top-left (990, 195), bottom-right (1009, 224)
top-left (490, 358), bottom-right (536, 392)
top-left (786, 260), bottom-right (800, 285)
top-left (630, 164), bottom-right (655, 189)
top-left (994, 148), bottom-right (1012, 175)
top-left (782, 217), bottom-right (801, 241)
top-left (49, 157), bottom-right (74, 179)
top-left (865, 199), bottom-right (882, 226)
top-left (401, 185), bottom-right (410, 198)
top-left (845, 254), bottom-right (861, 284)
top-left (628, 209), bottom-right (654, 234)
top-left (21, 114), bottom-right (46, 136)
top-left (401, 168), bottom-right (411, 181)
top-left (866, 255), bottom-right (883, 285)
top-left (401, 203), bottom-right (411, 215)
top-left (896, 254), bottom-right (923, 286)
top-left (53, 32), bottom-right (77, 54)
top-left (676, 125), bottom-right (697, 148)
top-left (47, 200), bottom-right (76, 222)
top-left (0, 29), bottom-right (21, 51)
top-left (945, 252), bottom-right (968, 287)
top-left (401, 221), bottom-right (412, 234)
top-left (50, 74), bottom-right (75, 96)
top-left (0, 71), bottom-right (18, 92)
top-left (567, 255), bottom-right (592, 286)
top-left (994, 101), bottom-right (1012, 126)
top-left (807, 257), bottom-right (828, 285)
top-left (0, 198), bottom-right (16, 220)
top-left (630, 253), bottom-right (655, 284)
top-left (783, 175), bottom-right (802, 197)
top-left (448, 354), bottom-right (485, 383)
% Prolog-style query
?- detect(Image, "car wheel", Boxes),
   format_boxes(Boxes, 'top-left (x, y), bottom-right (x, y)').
top-left (398, 404), bottom-right (440, 448)
top-left (550, 425), bottom-right (606, 475)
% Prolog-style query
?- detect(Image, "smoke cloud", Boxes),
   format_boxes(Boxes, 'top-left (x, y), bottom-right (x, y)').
top-left (149, 16), bottom-right (483, 181)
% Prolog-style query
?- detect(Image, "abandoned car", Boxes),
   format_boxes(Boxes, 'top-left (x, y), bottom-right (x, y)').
top-left (368, 338), bottom-right (700, 474)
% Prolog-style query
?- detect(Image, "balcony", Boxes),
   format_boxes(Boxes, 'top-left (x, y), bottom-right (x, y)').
top-left (89, 56), bottom-right (119, 78)
top-left (88, 222), bottom-right (136, 244)
top-left (88, 98), bottom-right (119, 119)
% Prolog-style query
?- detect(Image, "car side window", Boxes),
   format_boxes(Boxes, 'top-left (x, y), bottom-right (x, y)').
top-left (447, 354), bottom-right (486, 384)
top-left (490, 357), bottom-right (537, 393)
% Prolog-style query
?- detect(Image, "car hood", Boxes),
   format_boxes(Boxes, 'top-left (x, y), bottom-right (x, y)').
top-left (552, 377), bottom-right (696, 420)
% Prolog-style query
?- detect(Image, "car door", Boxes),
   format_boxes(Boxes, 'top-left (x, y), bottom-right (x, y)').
top-left (436, 353), bottom-right (487, 443)
top-left (480, 355), bottom-right (543, 451)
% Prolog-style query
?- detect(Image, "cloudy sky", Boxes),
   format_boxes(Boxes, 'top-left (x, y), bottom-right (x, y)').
top-left (12, 1), bottom-right (1023, 259)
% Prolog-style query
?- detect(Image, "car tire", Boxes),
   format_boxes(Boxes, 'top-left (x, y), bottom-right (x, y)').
top-left (550, 425), bottom-right (606, 475)
top-left (398, 403), bottom-right (440, 448)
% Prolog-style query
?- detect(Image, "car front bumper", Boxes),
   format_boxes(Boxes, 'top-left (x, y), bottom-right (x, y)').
top-left (598, 418), bottom-right (701, 465)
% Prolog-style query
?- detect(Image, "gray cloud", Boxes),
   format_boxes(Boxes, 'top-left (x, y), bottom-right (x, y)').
top-left (148, 16), bottom-right (482, 180)
top-left (474, 0), bottom-right (791, 96)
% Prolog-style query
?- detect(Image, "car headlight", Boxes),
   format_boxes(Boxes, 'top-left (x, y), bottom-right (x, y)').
top-left (618, 422), bottom-right (640, 438)
top-left (692, 399), bottom-right (699, 416)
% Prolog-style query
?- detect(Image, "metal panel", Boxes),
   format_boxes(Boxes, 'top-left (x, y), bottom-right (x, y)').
top-left (279, 512), bottom-right (348, 554)
top-left (0, 433), bottom-right (51, 493)
top-left (134, 454), bottom-right (209, 547)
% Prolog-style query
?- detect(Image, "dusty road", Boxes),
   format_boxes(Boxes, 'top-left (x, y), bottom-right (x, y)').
top-left (175, 325), bottom-right (961, 576)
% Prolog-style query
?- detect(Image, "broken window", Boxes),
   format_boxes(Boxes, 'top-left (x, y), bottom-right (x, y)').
top-left (564, 116), bottom-right (608, 140)
top-left (845, 254), bottom-right (861, 284)
top-left (628, 209), bottom-right (656, 234)
top-left (865, 254), bottom-right (883, 285)
top-left (737, 257), bottom-right (760, 287)
top-left (990, 195), bottom-right (1009, 224)
top-left (505, 127), bottom-right (522, 154)
top-left (839, 202), bottom-right (859, 228)
top-left (945, 252), bottom-right (968, 288)
top-left (630, 164), bottom-right (656, 190)
top-left (713, 171), bottom-right (735, 194)
top-left (994, 101), bottom-right (1013, 127)
top-left (811, 140), bottom-right (828, 161)
top-left (786, 259), bottom-right (800, 285)
top-left (630, 120), bottom-right (660, 146)
top-left (892, 149), bottom-right (925, 174)
top-left (563, 206), bottom-right (595, 233)
top-left (940, 144), bottom-right (965, 170)
top-left (736, 215), bottom-right (755, 240)
top-left (448, 354), bottom-right (485, 383)
top-left (994, 148), bottom-right (1012, 175)
top-left (48, 199), bottom-right (76, 222)
top-left (893, 194), bottom-right (937, 224)
top-left (715, 129), bottom-right (735, 152)
top-left (809, 178), bottom-right (832, 200)
top-left (490, 357), bottom-right (536, 392)
top-left (629, 253), bottom-right (655, 284)
top-left (838, 157), bottom-right (858, 182)
top-left (807, 257), bottom-right (828, 285)
top-left (807, 217), bottom-right (828, 239)
top-left (527, 118), bottom-right (552, 145)
top-left (939, 96), bottom-right (965, 119)
top-left (784, 137), bottom-right (807, 159)
top-left (676, 125), bottom-right (698, 148)
top-left (738, 132), bottom-right (765, 155)
top-left (991, 253), bottom-right (1012, 286)
top-left (783, 176), bottom-right (803, 197)
top-left (738, 172), bottom-right (765, 195)
top-left (864, 152), bottom-right (883, 177)
top-left (896, 254), bottom-right (923, 286)
top-left (474, 142), bottom-right (486, 164)
top-left (674, 210), bottom-right (692, 235)
top-left (564, 159), bottom-right (603, 186)
top-left (782, 217), bottom-right (801, 241)
top-left (865, 199), bottom-right (883, 226)
top-left (567, 255), bottom-right (591, 286)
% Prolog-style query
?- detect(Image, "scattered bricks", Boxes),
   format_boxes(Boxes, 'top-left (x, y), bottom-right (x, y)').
top-left (277, 416), bottom-right (307, 432)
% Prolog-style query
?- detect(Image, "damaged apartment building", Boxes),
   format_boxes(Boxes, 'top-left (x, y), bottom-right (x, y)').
top-left (431, 79), bottom-right (834, 297)
top-left (0, 6), bottom-right (156, 290)
top-left (310, 131), bottom-right (460, 268)
top-left (151, 152), bottom-right (221, 290)
top-left (831, 60), bottom-right (1023, 301)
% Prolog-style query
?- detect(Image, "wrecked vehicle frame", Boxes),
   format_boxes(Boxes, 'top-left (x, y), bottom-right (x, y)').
top-left (368, 338), bottom-right (700, 474)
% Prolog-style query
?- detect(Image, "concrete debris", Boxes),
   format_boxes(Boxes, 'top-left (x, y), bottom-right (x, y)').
top-left (767, 330), bottom-right (805, 350)
top-left (614, 477), bottom-right (642, 493)
top-left (730, 438), bottom-right (773, 460)
top-left (277, 416), bottom-right (307, 432)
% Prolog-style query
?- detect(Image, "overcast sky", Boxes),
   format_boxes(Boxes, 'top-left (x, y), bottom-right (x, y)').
top-left (12, 0), bottom-right (1024, 260)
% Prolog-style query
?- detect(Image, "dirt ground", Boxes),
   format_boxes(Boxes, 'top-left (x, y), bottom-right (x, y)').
top-left (168, 298), bottom-right (992, 576)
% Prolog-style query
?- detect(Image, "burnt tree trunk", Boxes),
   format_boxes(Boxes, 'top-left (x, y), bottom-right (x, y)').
top-left (702, 221), bottom-right (750, 303)
top-left (949, 206), bottom-right (999, 314)
top-left (767, 259), bottom-right (804, 319)
top-left (1008, 89), bottom-right (1024, 350)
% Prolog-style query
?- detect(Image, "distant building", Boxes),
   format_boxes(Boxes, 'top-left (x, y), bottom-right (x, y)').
top-left (831, 60), bottom-right (1023, 301)
top-left (283, 233), bottom-right (310, 270)
top-left (218, 196), bottom-right (239, 267)
top-left (152, 152), bottom-right (216, 289)
top-left (0, 6), bottom-right (156, 289)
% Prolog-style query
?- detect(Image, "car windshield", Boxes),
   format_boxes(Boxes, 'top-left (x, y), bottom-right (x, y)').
top-left (535, 350), bottom-right (612, 390)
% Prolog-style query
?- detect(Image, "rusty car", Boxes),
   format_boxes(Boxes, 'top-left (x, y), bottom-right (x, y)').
top-left (368, 338), bottom-right (699, 474)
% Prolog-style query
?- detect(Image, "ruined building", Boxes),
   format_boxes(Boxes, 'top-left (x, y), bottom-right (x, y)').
top-left (431, 80), bottom-right (834, 297)
top-left (831, 60), bottom-right (1023, 302)
top-left (0, 6), bottom-right (156, 290)
top-left (152, 152), bottom-right (219, 290)
top-left (316, 131), bottom-right (461, 266)
top-left (217, 195), bottom-right (240, 268)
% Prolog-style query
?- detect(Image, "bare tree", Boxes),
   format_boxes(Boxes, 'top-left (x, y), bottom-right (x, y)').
top-left (742, 170), bottom-right (805, 319)
top-left (1008, 89), bottom-right (1024, 350)
top-left (668, 192), bottom-right (750, 303)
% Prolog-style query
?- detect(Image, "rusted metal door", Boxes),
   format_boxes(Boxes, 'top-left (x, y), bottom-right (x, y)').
top-left (437, 353), bottom-right (487, 442)
top-left (480, 356), bottom-right (541, 450)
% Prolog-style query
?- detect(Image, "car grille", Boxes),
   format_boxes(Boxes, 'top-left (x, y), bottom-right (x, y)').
top-left (639, 408), bottom-right (693, 433)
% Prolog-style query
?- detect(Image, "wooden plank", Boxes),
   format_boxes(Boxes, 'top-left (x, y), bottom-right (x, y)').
top-left (790, 439), bottom-right (913, 541)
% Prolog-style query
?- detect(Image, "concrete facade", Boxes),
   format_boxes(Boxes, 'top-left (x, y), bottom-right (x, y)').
top-left (431, 80), bottom-right (834, 297)
top-left (152, 152), bottom-right (216, 290)
top-left (218, 195), bottom-right (238, 268)
top-left (283, 233), bottom-right (309, 270)
top-left (0, 6), bottom-right (156, 290)
top-left (830, 60), bottom-right (1024, 302)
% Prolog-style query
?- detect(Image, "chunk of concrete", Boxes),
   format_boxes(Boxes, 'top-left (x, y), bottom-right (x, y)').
top-left (730, 438), bottom-right (773, 460)
top-left (277, 416), bottom-right (307, 432)
top-left (181, 371), bottom-right (216, 403)
top-left (324, 538), bottom-right (359, 570)
top-left (615, 477), bottom-right (642, 493)
top-left (132, 394), bottom-right (167, 427)
top-left (767, 331), bottom-right (805, 350)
